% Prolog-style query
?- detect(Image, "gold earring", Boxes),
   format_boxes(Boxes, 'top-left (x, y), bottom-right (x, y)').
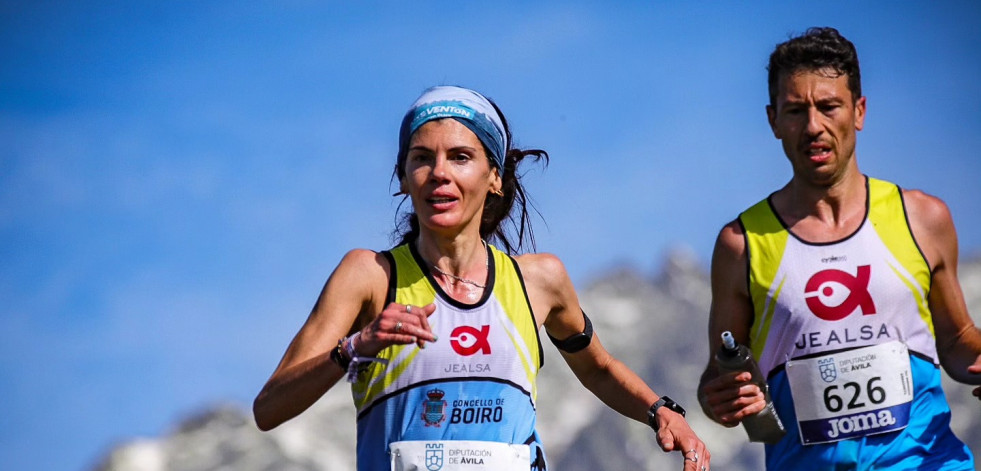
top-left (491, 188), bottom-right (504, 197)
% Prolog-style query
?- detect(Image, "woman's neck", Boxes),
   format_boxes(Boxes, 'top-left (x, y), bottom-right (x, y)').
top-left (415, 229), bottom-right (487, 276)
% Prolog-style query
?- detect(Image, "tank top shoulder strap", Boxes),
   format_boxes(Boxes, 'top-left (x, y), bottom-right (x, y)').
top-left (739, 196), bottom-right (792, 275)
top-left (739, 197), bottom-right (792, 360)
top-left (488, 246), bottom-right (544, 369)
top-left (386, 243), bottom-right (438, 307)
top-left (380, 249), bottom-right (397, 305)
top-left (866, 176), bottom-right (931, 300)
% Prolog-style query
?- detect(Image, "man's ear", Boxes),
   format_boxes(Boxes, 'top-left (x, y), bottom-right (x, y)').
top-left (766, 104), bottom-right (780, 139)
top-left (853, 96), bottom-right (866, 132)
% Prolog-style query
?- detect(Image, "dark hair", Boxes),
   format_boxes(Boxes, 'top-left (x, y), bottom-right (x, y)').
top-left (767, 27), bottom-right (862, 107)
top-left (391, 99), bottom-right (549, 254)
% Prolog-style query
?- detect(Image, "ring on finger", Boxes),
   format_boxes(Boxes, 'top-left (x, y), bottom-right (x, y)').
top-left (406, 305), bottom-right (412, 314)
top-left (395, 321), bottom-right (403, 333)
top-left (701, 467), bottom-right (707, 471)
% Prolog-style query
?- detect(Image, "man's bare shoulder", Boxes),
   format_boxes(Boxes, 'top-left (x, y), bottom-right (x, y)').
top-left (715, 218), bottom-right (747, 259)
top-left (902, 188), bottom-right (954, 230)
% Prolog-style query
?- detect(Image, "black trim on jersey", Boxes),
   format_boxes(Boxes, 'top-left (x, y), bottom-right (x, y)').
top-left (896, 183), bottom-right (933, 285)
top-left (381, 249), bottom-right (398, 305)
top-left (355, 376), bottom-right (536, 421)
top-left (391, 241), bottom-right (542, 368)
top-left (764, 175), bottom-right (872, 247)
top-left (408, 240), bottom-right (496, 310)
top-left (765, 361), bottom-right (785, 381)
top-left (528, 432), bottom-right (547, 470)
top-left (909, 349), bottom-right (940, 366)
top-left (737, 218), bottom-right (755, 333)
top-left (766, 345), bottom-right (938, 381)
top-left (508, 254), bottom-right (546, 368)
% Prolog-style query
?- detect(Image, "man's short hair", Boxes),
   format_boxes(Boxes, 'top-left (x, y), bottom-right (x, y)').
top-left (767, 27), bottom-right (862, 107)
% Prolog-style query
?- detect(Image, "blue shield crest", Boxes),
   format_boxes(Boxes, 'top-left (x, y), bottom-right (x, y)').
top-left (426, 447), bottom-right (444, 471)
top-left (818, 358), bottom-right (837, 382)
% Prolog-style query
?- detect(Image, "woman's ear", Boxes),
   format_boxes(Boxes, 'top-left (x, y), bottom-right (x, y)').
top-left (489, 167), bottom-right (503, 196)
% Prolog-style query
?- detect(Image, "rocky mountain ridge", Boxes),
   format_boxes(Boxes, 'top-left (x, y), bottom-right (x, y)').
top-left (94, 250), bottom-right (981, 471)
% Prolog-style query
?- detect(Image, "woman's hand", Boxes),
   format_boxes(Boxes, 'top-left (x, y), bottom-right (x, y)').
top-left (653, 408), bottom-right (711, 471)
top-left (356, 303), bottom-right (438, 355)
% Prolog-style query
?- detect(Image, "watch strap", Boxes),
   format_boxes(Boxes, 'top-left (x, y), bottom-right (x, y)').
top-left (647, 396), bottom-right (686, 432)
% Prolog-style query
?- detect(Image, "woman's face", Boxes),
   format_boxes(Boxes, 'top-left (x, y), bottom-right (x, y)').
top-left (402, 119), bottom-right (502, 237)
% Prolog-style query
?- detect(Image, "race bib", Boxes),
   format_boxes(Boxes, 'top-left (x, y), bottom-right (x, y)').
top-left (390, 440), bottom-right (530, 471)
top-left (786, 341), bottom-right (913, 445)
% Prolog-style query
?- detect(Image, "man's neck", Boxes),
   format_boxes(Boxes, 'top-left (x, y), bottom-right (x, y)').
top-left (773, 169), bottom-right (867, 242)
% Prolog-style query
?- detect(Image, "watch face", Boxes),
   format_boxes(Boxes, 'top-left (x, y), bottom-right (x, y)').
top-left (664, 397), bottom-right (686, 417)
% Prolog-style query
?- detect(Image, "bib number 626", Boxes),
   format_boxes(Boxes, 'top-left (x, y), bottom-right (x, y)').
top-left (823, 376), bottom-right (886, 412)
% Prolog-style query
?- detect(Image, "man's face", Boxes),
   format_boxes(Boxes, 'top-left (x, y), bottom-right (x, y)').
top-left (766, 69), bottom-right (866, 186)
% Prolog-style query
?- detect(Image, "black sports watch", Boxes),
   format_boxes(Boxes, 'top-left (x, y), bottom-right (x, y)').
top-left (647, 396), bottom-right (686, 432)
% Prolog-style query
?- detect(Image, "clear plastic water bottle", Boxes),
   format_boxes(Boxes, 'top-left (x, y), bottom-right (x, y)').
top-left (716, 331), bottom-right (786, 443)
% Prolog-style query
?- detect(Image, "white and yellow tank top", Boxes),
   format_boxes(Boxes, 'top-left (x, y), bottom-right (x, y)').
top-left (352, 241), bottom-right (547, 470)
top-left (740, 176), bottom-right (973, 469)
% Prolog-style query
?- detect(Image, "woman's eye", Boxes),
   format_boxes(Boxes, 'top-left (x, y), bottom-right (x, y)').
top-left (408, 152), bottom-right (432, 163)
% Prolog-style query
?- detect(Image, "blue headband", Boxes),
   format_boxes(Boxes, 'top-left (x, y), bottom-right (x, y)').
top-left (398, 86), bottom-right (507, 170)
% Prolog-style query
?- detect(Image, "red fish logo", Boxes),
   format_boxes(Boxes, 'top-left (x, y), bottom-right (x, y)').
top-left (450, 325), bottom-right (491, 356)
top-left (804, 265), bottom-right (877, 321)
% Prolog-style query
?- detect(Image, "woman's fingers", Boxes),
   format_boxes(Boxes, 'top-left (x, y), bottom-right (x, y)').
top-left (364, 303), bottom-right (439, 350)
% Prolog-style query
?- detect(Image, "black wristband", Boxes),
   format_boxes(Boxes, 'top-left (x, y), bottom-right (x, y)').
top-left (546, 309), bottom-right (593, 353)
top-left (647, 396), bottom-right (686, 432)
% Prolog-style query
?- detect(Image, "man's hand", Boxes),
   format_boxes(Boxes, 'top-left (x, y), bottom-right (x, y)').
top-left (969, 359), bottom-right (981, 401)
top-left (699, 370), bottom-right (766, 426)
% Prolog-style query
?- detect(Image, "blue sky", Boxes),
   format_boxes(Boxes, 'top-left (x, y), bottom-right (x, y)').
top-left (2, 2), bottom-right (979, 470)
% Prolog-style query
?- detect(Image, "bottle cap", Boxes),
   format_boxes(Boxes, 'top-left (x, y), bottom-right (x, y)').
top-left (720, 331), bottom-right (739, 355)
